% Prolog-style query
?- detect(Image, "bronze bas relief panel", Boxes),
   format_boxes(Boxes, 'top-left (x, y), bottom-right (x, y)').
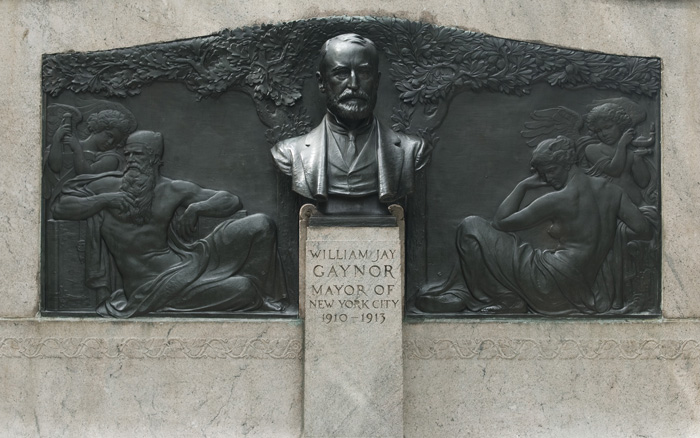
top-left (41, 17), bottom-right (661, 318)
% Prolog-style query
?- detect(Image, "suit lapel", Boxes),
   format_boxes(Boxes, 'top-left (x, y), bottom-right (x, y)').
top-left (376, 120), bottom-right (404, 201)
top-left (300, 119), bottom-right (328, 199)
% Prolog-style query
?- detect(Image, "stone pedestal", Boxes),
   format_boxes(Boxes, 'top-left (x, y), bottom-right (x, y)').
top-left (300, 205), bottom-right (405, 438)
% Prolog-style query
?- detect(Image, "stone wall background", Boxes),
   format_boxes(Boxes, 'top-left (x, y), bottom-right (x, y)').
top-left (1, 0), bottom-right (699, 436)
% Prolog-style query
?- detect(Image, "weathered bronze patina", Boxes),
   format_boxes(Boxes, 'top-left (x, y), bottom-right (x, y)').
top-left (42, 17), bottom-right (661, 317)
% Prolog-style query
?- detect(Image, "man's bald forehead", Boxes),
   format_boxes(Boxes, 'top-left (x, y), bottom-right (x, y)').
top-left (318, 33), bottom-right (378, 72)
top-left (324, 33), bottom-right (376, 49)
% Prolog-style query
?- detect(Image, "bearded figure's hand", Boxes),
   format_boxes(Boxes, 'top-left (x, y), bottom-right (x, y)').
top-left (177, 205), bottom-right (199, 240)
top-left (104, 192), bottom-right (135, 214)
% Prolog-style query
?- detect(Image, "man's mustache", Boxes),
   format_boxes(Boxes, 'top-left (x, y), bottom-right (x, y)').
top-left (125, 161), bottom-right (153, 172)
top-left (338, 90), bottom-right (370, 102)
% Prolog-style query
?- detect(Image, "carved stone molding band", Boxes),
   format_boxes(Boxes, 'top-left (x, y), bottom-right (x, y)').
top-left (404, 339), bottom-right (700, 360)
top-left (0, 337), bottom-right (303, 360)
top-left (4, 336), bottom-right (698, 360)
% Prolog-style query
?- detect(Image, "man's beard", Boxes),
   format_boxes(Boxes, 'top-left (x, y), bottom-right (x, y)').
top-left (327, 89), bottom-right (376, 122)
top-left (119, 162), bottom-right (156, 225)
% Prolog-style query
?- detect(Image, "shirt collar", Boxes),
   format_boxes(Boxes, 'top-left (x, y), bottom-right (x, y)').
top-left (326, 111), bottom-right (374, 136)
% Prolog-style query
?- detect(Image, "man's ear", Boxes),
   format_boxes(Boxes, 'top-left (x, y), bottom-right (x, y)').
top-left (316, 71), bottom-right (325, 93)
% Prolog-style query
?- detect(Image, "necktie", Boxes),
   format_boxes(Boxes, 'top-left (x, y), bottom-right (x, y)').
top-left (346, 132), bottom-right (357, 161)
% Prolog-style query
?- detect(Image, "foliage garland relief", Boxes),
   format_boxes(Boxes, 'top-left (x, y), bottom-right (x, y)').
top-left (42, 17), bottom-right (661, 143)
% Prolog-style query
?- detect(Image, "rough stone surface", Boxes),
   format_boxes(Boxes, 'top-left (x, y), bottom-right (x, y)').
top-left (303, 226), bottom-right (403, 437)
top-left (1, 0), bottom-right (700, 436)
top-left (0, 319), bottom-right (303, 437)
top-left (404, 320), bottom-right (700, 438)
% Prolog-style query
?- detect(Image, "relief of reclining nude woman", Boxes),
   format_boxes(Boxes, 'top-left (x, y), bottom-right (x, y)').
top-left (416, 135), bottom-right (658, 315)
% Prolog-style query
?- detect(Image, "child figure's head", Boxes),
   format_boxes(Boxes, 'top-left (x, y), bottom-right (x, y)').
top-left (86, 110), bottom-right (134, 151)
top-left (585, 103), bottom-right (633, 145)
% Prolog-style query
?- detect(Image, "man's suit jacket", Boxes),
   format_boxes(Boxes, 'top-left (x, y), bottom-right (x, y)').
top-left (271, 116), bottom-right (429, 202)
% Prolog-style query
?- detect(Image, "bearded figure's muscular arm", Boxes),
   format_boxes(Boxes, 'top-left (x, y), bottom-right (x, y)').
top-left (171, 181), bottom-right (242, 238)
top-left (52, 177), bottom-right (130, 220)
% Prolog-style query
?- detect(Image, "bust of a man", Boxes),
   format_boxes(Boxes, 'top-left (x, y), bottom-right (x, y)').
top-left (271, 33), bottom-right (431, 214)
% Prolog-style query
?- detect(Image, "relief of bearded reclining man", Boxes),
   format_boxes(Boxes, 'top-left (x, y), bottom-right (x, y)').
top-left (52, 130), bottom-right (288, 317)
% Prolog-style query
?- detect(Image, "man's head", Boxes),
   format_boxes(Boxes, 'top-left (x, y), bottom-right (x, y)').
top-left (124, 131), bottom-right (164, 172)
top-left (121, 131), bottom-right (163, 225)
top-left (317, 34), bottom-right (380, 124)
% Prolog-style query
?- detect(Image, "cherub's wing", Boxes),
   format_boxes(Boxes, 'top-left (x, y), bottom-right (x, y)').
top-left (575, 135), bottom-right (598, 167)
top-left (520, 106), bottom-right (583, 147)
top-left (74, 99), bottom-right (137, 139)
top-left (45, 104), bottom-right (82, 144)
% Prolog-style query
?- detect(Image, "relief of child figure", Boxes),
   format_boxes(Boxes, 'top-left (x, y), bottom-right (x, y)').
top-left (43, 102), bottom-right (137, 210)
top-left (583, 98), bottom-right (655, 206)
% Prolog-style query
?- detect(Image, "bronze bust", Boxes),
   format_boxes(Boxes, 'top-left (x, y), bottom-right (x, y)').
top-left (271, 33), bottom-right (431, 214)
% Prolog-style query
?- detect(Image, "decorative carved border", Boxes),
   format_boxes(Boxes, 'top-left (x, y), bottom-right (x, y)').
top-left (4, 337), bottom-right (699, 360)
top-left (0, 337), bottom-right (302, 359)
top-left (404, 339), bottom-right (700, 360)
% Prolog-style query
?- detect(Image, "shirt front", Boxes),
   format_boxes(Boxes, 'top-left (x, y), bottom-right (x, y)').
top-left (325, 114), bottom-right (379, 196)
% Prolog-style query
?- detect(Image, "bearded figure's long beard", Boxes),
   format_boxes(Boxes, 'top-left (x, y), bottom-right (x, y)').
top-left (120, 164), bottom-right (156, 225)
top-left (327, 89), bottom-right (376, 122)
